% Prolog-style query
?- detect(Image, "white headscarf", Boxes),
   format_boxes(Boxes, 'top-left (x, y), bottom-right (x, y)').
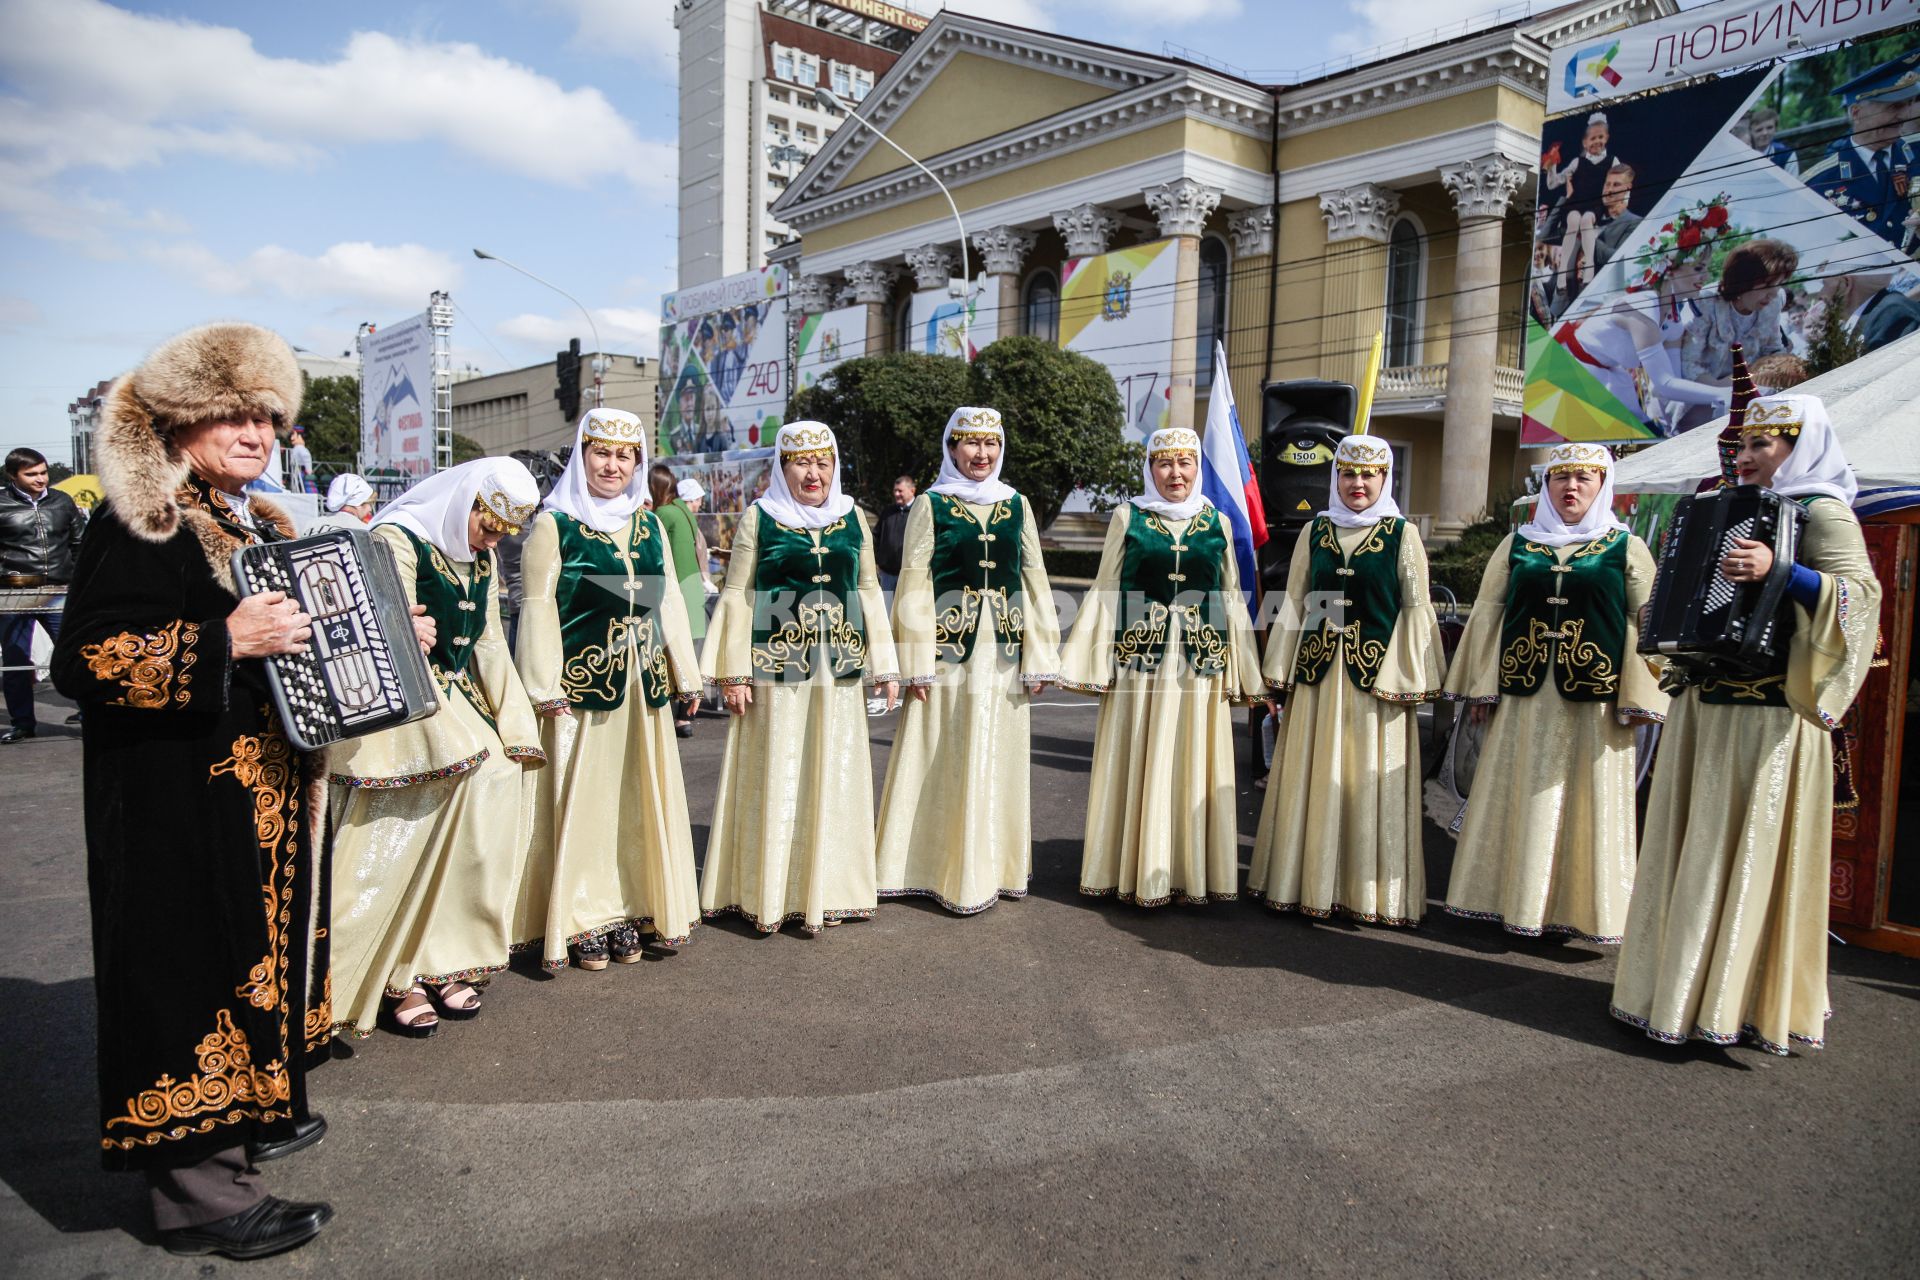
top-left (930, 406), bottom-right (1017, 505)
top-left (677, 478), bottom-right (705, 503)
top-left (1321, 435), bottom-right (1405, 529)
top-left (544, 408), bottom-right (650, 533)
top-left (1131, 427), bottom-right (1211, 522)
top-left (755, 421), bottom-right (856, 530)
top-left (1517, 442), bottom-right (1628, 547)
top-left (1750, 392), bottom-right (1859, 506)
top-left (325, 472), bottom-right (374, 513)
top-left (373, 456), bottom-right (540, 563)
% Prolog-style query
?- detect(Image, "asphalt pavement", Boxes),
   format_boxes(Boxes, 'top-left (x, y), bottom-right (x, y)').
top-left (3, 680), bottom-right (1918, 1279)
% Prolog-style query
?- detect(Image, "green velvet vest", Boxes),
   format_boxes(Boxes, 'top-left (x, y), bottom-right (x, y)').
top-left (1498, 531), bottom-right (1629, 701)
top-left (1113, 506), bottom-right (1231, 677)
top-left (398, 526), bottom-right (495, 726)
top-left (749, 507), bottom-right (871, 683)
top-left (929, 493), bottom-right (1026, 666)
top-left (551, 511), bottom-right (673, 712)
top-left (1291, 516), bottom-right (1403, 691)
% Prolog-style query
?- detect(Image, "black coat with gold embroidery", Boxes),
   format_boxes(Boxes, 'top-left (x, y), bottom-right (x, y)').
top-left (52, 481), bottom-right (329, 1171)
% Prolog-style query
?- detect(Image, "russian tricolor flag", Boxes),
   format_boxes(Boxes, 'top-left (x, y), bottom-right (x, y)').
top-left (1198, 340), bottom-right (1268, 605)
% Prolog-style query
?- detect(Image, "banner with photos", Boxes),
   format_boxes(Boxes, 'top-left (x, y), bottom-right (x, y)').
top-left (658, 266), bottom-right (789, 457)
top-left (654, 446), bottom-right (776, 556)
top-left (359, 310), bottom-right (435, 478)
top-left (1524, 32), bottom-right (1919, 446)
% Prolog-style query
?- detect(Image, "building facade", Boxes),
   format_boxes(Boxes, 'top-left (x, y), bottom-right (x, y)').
top-left (769, 2), bottom-right (1670, 537)
top-left (675, 0), bottom-right (922, 287)
top-left (452, 353), bottom-right (658, 458)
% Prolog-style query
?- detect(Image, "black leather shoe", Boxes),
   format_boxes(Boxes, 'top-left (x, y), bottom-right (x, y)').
top-left (248, 1112), bottom-right (326, 1164)
top-left (0, 725), bottom-right (34, 743)
top-left (162, 1196), bottom-right (334, 1260)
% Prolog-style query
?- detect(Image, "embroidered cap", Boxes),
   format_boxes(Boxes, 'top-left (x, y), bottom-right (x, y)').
top-left (1147, 427), bottom-right (1201, 458)
top-left (778, 422), bottom-right (836, 461)
top-left (1334, 436), bottom-right (1393, 474)
top-left (948, 406), bottom-right (1003, 444)
top-left (1544, 442), bottom-right (1614, 475)
top-left (1743, 398), bottom-right (1805, 437)
top-left (475, 485), bottom-right (538, 534)
top-left (579, 407), bottom-right (646, 449)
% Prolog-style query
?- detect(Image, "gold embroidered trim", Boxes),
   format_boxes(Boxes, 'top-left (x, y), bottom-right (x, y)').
top-left (102, 1009), bottom-right (290, 1149)
top-left (562, 614), bottom-right (671, 705)
top-left (80, 621), bottom-right (198, 709)
top-left (751, 600), bottom-right (868, 678)
top-left (213, 734), bottom-right (297, 1018)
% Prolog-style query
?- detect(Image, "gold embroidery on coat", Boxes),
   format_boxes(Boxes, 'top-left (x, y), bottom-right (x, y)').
top-left (79, 621), bottom-right (198, 708)
top-left (213, 734), bottom-right (296, 1019)
top-left (751, 601), bottom-right (868, 678)
top-left (562, 614), bottom-right (670, 704)
top-left (102, 1009), bottom-right (290, 1144)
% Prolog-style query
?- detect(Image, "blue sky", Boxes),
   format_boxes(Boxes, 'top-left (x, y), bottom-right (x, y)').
top-left (1, 0), bottom-right (1531, 466)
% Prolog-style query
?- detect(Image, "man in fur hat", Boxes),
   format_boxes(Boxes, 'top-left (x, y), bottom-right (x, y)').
top-left (50, 322), bottom-right (347, 1259)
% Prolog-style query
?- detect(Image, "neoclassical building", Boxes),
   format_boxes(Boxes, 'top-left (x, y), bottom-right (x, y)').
top-left (768, 0), bottom-right (1670, 536)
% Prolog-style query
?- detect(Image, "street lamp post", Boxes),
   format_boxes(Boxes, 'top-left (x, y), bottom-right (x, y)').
top-left (814, 87), bottom-right (972, 360)
top-left (471, 248), bottom-right (606, 406)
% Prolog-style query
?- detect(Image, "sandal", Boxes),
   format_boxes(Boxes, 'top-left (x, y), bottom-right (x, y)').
top-left (637, 923), bottom-right (679, 956)
top-left (570, 937), bottom-right (610, 972)
top-left (427, 981), bottom-right (483, 1020)
top-left (608, 925), bottom-right (644, 964)
top-left (385, 986), bottom-right (439, 1039)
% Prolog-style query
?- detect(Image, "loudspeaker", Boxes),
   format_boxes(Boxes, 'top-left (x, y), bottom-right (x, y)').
top-left (1258, 380), bottom-right (1355, 591)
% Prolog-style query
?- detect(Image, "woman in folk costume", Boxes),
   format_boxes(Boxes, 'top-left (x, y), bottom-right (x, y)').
top-left (1249, 434), bottom-right (1445, 926)
top-left (700, 421), bottom-right (899, 934)
top-left (514, 410), bottom-right (703, 971)
top-left (327, 457), bottom-right (547, 1038)
top-left (1612, 393), bottom-right (1879, 1054)
top-left (1441, 443), bottom-right (1666, 942)
top-left (1060, 426), bottom-right (1264, 905)
top-left (874, 407), bottom-right (1063, 914)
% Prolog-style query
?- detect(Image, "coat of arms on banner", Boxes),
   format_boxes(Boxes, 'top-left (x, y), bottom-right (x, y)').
top-left (1101, 271), bottom-right (1132, 321)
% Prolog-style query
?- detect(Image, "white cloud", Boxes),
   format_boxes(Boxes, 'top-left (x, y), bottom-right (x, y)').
top-left (544, 0), bottom-right (678, 74)
top-left (146, 241), bottom-right (463, 311)
top-left (498, 306), bottom-right (660, 356)
top-left (0, 0), bottom-right (676, 246)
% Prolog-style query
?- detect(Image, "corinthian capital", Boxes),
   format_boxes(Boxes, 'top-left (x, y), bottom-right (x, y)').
top-left (1144, 179), bottom-right (1223, 239)
top-left (790, 273), bottom-right (836, 315)
top-left (1441, 154), bottom-right (1531, 222)
top-left (972, 225), bottom-right (1036, 277)
top-left (904, 243), bottom-right (956, 291)
top-left (1052, 203), bottom-right (1119, 258)
top-left (1227, 206), bottom-right (1276, 257)
top-left (1318, 183), bottom-right (1400, 244)
top-left (843, 260), bottom-right (897, 305)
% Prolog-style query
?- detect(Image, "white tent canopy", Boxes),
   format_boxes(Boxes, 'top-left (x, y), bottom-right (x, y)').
top-left (1611, 332), bottom-right (1920, 496)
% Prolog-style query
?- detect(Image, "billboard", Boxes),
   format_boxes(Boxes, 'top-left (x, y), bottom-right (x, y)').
top-left (655, 446), bottom-right (776, 556)
top-left (1524, 32), bottom-right (1920, 446)
top-left (905, 282), bottom-right (986, 360)
top-left (1548, 0), bottom-right (1918, 114)
top-left (794, 303), bottom-right (872, 391)
top-left (658, 266), bottom-right (788, 456)
top-left (1060, 237), bottom-right (1181, 444)
top-left (360, 311), bottom-right (434, 479)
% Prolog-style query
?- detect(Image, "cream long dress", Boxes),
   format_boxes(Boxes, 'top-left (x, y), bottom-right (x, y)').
top-left (512, 509), bottom-right (704, 967)
top-left (1442, 533), bottom-right (1667, 942)
top-left (1250, 519), bottom-right (1445, 926)
top-left (1611, 497), bottom-right (1880, 1054)
top-left (327, 524), bottom-right (544, 1037)
top-left (1062, 504), bottom-right (1264, 906)
top-left (699, 508), bottom-right (899, 934)
top-left (874, 493), bottom-right (1063, 914)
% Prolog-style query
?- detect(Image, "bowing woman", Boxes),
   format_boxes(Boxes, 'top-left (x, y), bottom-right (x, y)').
top-left (514, 409), bottom-right (703, 971)
top-left (874, 407), bottom-right (1063, 914)
top-left (1249, 435), bottom-right (1444, 926)
top-left (327, 458), bottom-right (548, 1038)
top-left (1612, 393), bottom-right (1880, 1055)
top-left (1442, 443), bottom-right (1666, 943)
top-left (700, 421), bottom-right (899, 934)
top-left (1061, 426), bottom-right (1264, 906)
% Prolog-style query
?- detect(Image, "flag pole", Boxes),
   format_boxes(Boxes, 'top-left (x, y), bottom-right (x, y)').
top-left (1352, 331), bottom-right (1385, 437)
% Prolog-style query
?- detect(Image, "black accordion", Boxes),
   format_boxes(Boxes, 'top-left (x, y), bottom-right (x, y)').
top-left (1638, 484), bottom-right (1807, 682)
top-left (232, 528), bottom-right (439, 752)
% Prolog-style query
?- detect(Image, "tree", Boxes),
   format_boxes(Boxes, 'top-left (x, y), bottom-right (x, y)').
top-left (1805, 292), bottom-right (1863, 377)
top-left (786, 337), bottom-right (1139, 527)
top-left (297, 374), bottom-right (362, 472)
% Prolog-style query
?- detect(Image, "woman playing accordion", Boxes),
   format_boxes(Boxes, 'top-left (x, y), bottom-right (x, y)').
top-left (1611, 393), bottom-right (1880, 1054)
top-left (1442, 443), bottom-right (1666, 943)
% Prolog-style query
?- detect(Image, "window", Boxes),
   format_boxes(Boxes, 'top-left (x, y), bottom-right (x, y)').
top-left (797, 55), bottom-right (818, 87)
top-left (893, 293), bottom-right (913, 353)
top-left (1194, 236), bottom-right (1229, 390)
top-left (1384, 217), bottom-right (1422, 367)
top-left (1022, 270), bottom-right (1059, 344)
top-left (832, 64), bottom-right (852, 97)
top-left (775, 50), bottom-right (795, 82)
top-left (853, 72), bottom-right (872, 101)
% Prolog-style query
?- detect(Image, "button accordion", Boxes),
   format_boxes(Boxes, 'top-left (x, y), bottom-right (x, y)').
top-left (232, 528), bottom-right (439, 752)
top-left (1637, 484), bottom-right (1807, 682)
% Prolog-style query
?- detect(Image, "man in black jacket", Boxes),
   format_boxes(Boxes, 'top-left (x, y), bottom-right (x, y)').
top-left (873, 473), bottom-right (916, 592)
top-left (0, 446), bottom-right (86, 742)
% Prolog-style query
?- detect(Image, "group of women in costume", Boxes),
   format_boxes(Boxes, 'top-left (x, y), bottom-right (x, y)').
top-left (325, 393), bottom-right (1878, 1059)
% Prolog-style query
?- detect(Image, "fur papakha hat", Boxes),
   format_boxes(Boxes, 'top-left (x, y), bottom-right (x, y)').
top-left (127, 321), bottom-right (302, 434)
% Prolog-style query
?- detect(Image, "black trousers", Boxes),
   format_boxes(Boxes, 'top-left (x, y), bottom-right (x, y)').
top-left (145, 1145), bottom-right (264, 1231)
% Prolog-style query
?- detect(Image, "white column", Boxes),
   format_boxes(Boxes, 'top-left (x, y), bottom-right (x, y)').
top-left (1436, 154), bottom-right (1529, 537)
top-left (973, 225), bottom-right (1035, 344)
top-left (1145, 179), bottom-right (1224, 433)
top-left (843, 260), bottom-right (898, 353)
top-left (1315, 183), bottom-right (1400, 392)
